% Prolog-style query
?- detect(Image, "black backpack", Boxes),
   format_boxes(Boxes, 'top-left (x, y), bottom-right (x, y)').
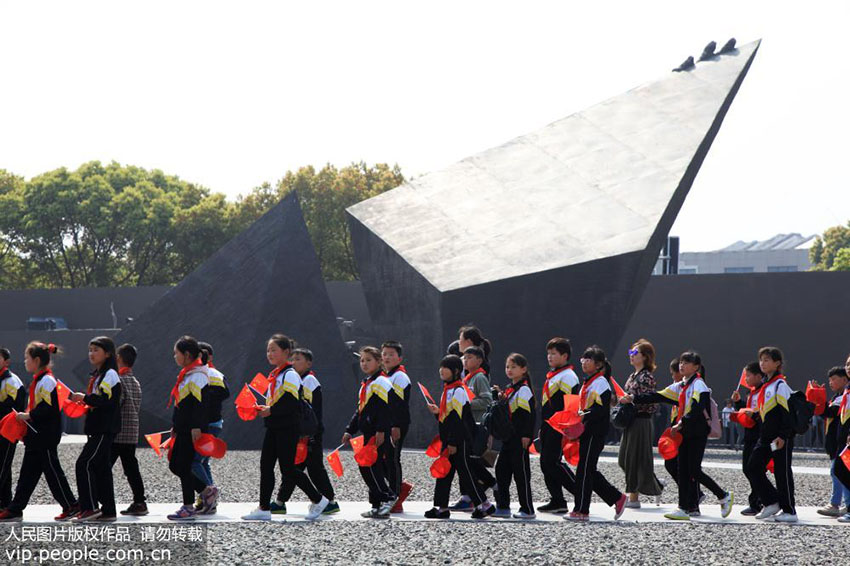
top-left (482, 400), bottom-right (514, 441)
top-left (611, 402), bottom-right (636, 430)
top-left (298, 398), bottom-right (319, 437)
top-left (788, 390), bottom-right (813, 435)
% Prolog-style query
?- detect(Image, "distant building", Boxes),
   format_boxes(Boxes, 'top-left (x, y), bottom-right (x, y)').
top-left (654, 233), bottom-right (816, 275)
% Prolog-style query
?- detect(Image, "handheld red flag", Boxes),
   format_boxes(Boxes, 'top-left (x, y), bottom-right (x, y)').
top-left (0, 411), bottom-right (27, 443)
top-left (194, 433), bottom-right (218, 457)
top-left (730, 410), bottom-right (756, 429)
top-left (55, 380), bottom-right (71, 409)
top-left (430, 450), bottom-right (452, 478)
top-left (349, 435), bottom-right (364, 454)
top-left (418, 382), bottom-right (436, 405)
top-left (327, 449), bottom-right (344, 478)
top-left (249, 373), bottom-right (269, 396)
top-left (767, 458), bottom-right (775, 474)
top-left (657, 427), bottom-right (683, 461)
top-left (354, 438), bottom-right (378, 467)
top-left (235, 384), bottom-right (257, 408)
top-left (561, 437), bottom-right (580, 466)
top-left (145, 432), bottom-right (163, 457)
top-left (528, 441), bottom-right (539, 455)
top-left (610, 378), bottom-right (625, 398)
top-left (294, 437), bottom-right (309, 465)
top-left (426, 435), bottom-right (442, 458)
top-left (63, 401), bottom-right (88, 418)
top-left (806, 382), bottom-right (827, 416)
top-left (738, 369), bottom-right (750, 390)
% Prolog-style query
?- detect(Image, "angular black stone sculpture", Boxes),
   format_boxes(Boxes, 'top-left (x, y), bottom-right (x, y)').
top-left (347, 41), bottom-right (760, 444)
top-left (92, 192), bottom-right (357, 449)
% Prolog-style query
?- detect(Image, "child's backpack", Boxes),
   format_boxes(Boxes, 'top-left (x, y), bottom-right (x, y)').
top-left (298, 398), bottom-right (319, 437)
top-left (704, 394), bottom-right (722, 440)
top-left (788, 390), bottom-right (814, 435)
top-left (482, 400), bottom-right (513, 441)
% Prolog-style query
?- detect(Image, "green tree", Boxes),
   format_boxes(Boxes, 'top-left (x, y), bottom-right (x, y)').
top-left (236, 162), bottom-right (404, 280)
top-left (809, 222), bottom-right (850, 271)
top-left (831, 247), bottom-right (850, 271)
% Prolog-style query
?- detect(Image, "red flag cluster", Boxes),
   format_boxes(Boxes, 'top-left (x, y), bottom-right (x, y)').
top-left (350, 435), bottom-right (378, 467)
top-left (806, 382), bottom-right (827, 416)
top-left (0, 411), bottom-right (27, 443)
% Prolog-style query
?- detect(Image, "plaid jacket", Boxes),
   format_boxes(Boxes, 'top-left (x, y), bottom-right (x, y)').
top-left (115, 371), bottom-right (142, 444)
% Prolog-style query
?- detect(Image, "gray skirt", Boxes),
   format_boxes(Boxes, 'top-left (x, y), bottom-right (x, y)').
top-left (618, 417), bottom-right (663, 496)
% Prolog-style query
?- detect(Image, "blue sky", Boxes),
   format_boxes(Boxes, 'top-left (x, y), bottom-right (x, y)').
top-left (1, 0), bottom-right (847, 251)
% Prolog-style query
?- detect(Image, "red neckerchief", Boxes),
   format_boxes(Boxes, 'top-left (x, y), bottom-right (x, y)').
top-left (118, 367), bottom-right (132, 376)
top-left (544, 365), bottom-right (573, 399)
top-left (169, 358), bottom-right (203, 407)
top-left (358, 372), bottom-right (381, 413)
top-left (208, 362), bottom-right (215, 369)
top-left (464, 367), bottom-right (485, 385)
top-left (28, 369), bottom-right (51, 411)
top-left (267, 363), bottom-right (292, 402)
top-left (439, 379), bottom-right (462, 420)
top-left (579, 371), bottom-right (605, 409)
top-left (757, 373), bottom-right (786, 413)
top-left (87, 374), bottom-right (97, 395)
top-left (382, 364), bottom-right (406, 378)
top-left (676, 373), bottom-right (705, 422)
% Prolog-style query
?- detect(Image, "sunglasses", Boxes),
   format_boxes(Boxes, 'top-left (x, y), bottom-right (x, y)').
top-left (628, 348), bottom-right (640, 356)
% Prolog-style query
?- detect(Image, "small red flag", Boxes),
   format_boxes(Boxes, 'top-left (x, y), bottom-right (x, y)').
top-left (528, 442), bottom-right (539, 455)
top-left (349, 435), bottom-right (364, 454)
top-left (425, 435), bottom-right (442, 458)
top-left (767, 458), bottom-right (775, 474)
top-left (610, 378), bottom-right (625, 398)
top-left (235, 384), bottom-right (258, 408)
top-left (0, 411), bottom-right (27, 443)
top-left (327, 449), bottom-right (344, 477)
top-left (418, 382), bottom-right (436, 405)
top-left (429, 450), bottom-right (452, 478)
top-left (145, 432), bottom-right (163, 457)
top-left (56, 380), bottom-right (71, 409)
top-left (63, 401), bottom-right (88, 418)
top-left (294, 437), bottom-right (309, 465)
top-left (249, 372), bottom-right (269, 395)
top-left (738, 369), bottom-right (750, 390)
top-left (354, 438), bottom-right (378, 467)
top-left (806, 382), bottom-right (827, 416)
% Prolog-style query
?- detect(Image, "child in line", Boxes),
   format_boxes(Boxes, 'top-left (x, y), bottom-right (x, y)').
top-left (342, 346), bottom-right (395, 518)
top-left (381, 341), bottom-right (413, 513)
top-left (624, 350), bottom-right (732, 521)
top-left (109, 343), bottom-right (148, 516)
top-left (746, 346), bottom-right (796, 522)
top-left (449, 346), bottom-right (495, 512)
top-left (0, 342), bottom-right (78, 522)
top-left (732, 362), bottom-right (764, 516)
top-left (0, 348), bottom-right (26, 512)
top-left (424, 355), bottom-right (491, 519)
top-left (192, 341), bottom-right (228, 514)
top-left (492, 353), bottom-right (536, 519)
top-left (819, 365), bottom-right (850, 518)
top-left (167, 336), bottom-right (213, 521)
top-left (833, 354), bottom-right (850, 522)
top-left (539, 337), bottom-right (579, 514)
top-left (70, 336), bottom-right (122, 522)
top-left (661, 357), bottom-right (728, 511)
top-left (243, 334), bottom-right (329, 521)
top-left (568, 346), bottom-right (626, 522)
top-left (273, 347), bottom-right (339, 515)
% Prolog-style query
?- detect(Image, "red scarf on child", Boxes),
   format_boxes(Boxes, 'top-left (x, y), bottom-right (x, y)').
top-left (28, 369), bottom-right (51, 411)
top-left (543, 365), bottom-right (573, 400)
top-left (439, 379), bottom-right (463, 420)
top-left (267, 363), bottom-right (292, 402)
top-left (579, 371), bottom-right (605, 410)
top-left (168, 359), bottom-right (203, 407)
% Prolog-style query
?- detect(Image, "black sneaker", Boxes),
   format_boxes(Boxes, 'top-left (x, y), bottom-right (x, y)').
top-left (538, 501), bottom-right (569, 514)
top-left (472, 503), bottom-right (495, 519)
top-left (424, 507), bottom-right (450, 519)
top-left (740, 506), bottom-right (761, 516)
top-left (120, 502), bottom-right (149, 516)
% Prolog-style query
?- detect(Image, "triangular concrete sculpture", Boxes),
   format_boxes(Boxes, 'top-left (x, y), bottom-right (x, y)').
top-left (91, 192), bottom-right (357, 449)
top-left (348, 41), bottom-right (760, 445)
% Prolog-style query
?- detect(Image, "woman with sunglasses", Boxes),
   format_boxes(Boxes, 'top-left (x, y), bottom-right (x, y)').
top-left (618, 340), bottom-right (665, 508)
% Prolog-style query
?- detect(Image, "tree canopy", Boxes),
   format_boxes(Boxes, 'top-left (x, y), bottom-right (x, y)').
top-left (0, 160), bottom-right (403, 288)
top-left (809, 222), bottom-right (850, 271)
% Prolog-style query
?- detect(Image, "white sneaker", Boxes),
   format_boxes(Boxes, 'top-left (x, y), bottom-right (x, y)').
top-left (756, 503), bottom-right (781, 520)
top-left (624, 500), bottom-right (641, 509)
top-left (774, 512), bottom-right (798, 523)
top-left (376, 501), bottom-right (393, 517)
top-left (512, 510), bottom-right (536, 519)
top-left (241, 507), bottom-right (271, 521)
top-left (663, 508), bottom-right (690, 521)
top-left (306, 496), bottom-right (329, 520)
top-left (837, 513), bottom-right (850, 523)
top-left (719, 492), bottom-right (734, 518)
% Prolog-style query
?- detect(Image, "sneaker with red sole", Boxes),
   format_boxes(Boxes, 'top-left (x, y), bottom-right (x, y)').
top-left (564, 511), bottom-right (589, 522)
top-left (391, 481), bottom-right (413, 513)
top-left (55, 504), bottom-right (80, 522)
top-left (0, 509), bottom-right (22, 522)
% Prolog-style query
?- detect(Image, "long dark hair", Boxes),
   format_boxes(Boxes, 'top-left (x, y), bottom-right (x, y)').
top-left (89, 336), bottom-right (118, 374)
top-left (581, 345), bottom-right (612, 379)
top-left (439, 355), bottom-right (463, 380)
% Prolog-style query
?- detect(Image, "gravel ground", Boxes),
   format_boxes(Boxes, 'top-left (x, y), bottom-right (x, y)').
top-left (3, 443), bottom-right (843, 565)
